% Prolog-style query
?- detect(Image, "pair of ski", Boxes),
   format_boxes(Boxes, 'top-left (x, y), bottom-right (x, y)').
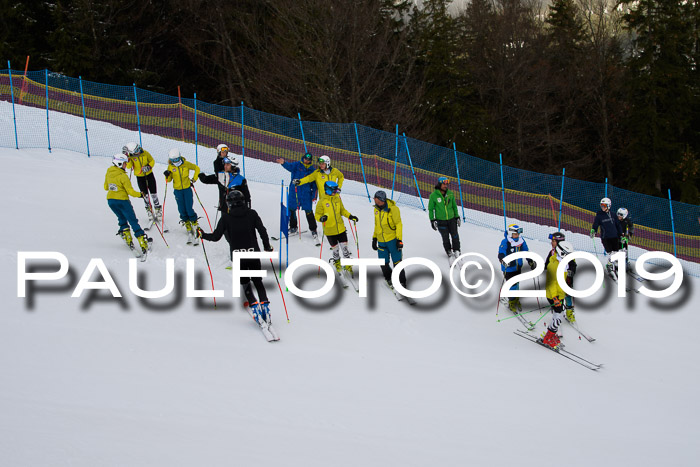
top-left (334, 266), bottom-right (359, 292)
top-left (271, 231), bottom-right (321, 247)
top-left (127, 237), bottom-right (153, 262)
top-left (383, 280), bottom-right (417, 305)
top-left (503, 298), bottom-right (595, 342)
top-left (607, 268), bottom-right (643, 294)
top-left (243, 302), bottom-right (280, 342)
top-left (514, 329), bottom-right (602, 371)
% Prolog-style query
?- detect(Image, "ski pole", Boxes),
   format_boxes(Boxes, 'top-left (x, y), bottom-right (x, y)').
top-left (497, 305), bottom-right (548, 323)
top-left (191, 183), bottom-right (213, 230)
top-left (161, 180), bottom-right (168, 232)
top-left (295, 185), bottom-right (302, 240)
top-left (352, 220), bottom-right (360, 258)
top-left (318, 222), bottom-right (326, 276)
top-left (533, 276), bottom-right (541, 311)
top-left (269, 259), bottom-right (290, 323)
top-left (142, 192), bottom-right (169, 247)
top-left (496, 271), bottom-right (505, 317)
top-left (197, 230), bottom-right (217, 309)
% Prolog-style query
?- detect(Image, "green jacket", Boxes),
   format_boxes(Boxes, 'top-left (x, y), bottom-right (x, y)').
top-left (428, 188), bottom-right (459, 221)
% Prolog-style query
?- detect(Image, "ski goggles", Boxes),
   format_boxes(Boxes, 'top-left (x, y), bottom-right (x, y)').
top-left (438, 177), bottom-right (449, 184)
top-left (302, 153), bottom-right (313, 162)
top-left (219, 146), bottom-right (229, 153)
top-left (170, 156), bottom-right (183, 166)
top-left (509, 227), bottom-right (523, 234)
top-left (548, 232), bottom-right (565, 240)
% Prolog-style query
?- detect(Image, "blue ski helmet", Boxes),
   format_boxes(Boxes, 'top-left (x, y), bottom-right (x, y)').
top-left (324, 181), bottom-right (340, 195)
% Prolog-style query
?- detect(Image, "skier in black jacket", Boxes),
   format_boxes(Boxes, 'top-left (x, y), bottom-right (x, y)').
top-left (617, 207), bottom-right (634, 269)
top-left (198, 190), bottom-right (274, 325)
top-left (198, 155), bottom-right (251, 212)
top-left (590, 197), bottom-right (623, 277)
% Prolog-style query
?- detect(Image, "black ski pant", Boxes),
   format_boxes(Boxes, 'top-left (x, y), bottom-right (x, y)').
top-left (290, 209), bottom-right (317, 232)
top-left (136, 172), bottom-right (159, 208)
top-left (601, 237), bottom-right (620, 254)
top-left (238, 258), bottom-right (269, 304)
top-left (437, 218), bottom-right (460, 254)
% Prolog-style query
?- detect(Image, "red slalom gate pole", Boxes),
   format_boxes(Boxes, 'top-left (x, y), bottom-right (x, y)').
top-left (19, 56), bottom-right (29, 104)
top-left (547, 195), bottom-right (558, 227)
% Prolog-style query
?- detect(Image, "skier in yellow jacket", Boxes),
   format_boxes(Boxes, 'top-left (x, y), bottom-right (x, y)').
top-left (163, 148), bottom-right (201, 244)
top-left (123, 142), bottom-right (161, 221)
top-left (541, 240), bottom-right (574, 349)
top-left (315, 181), bottom-right (358, 274)
top-left (294, 155), bottom-right (344, 200)
top-left (372, 190), bottom-right (407, 289)
top-left (104, 153), bottom-right (151, 255)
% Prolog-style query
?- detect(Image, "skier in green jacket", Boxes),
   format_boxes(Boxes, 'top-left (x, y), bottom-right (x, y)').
top-left (428, 176), bottom-right (462, 263)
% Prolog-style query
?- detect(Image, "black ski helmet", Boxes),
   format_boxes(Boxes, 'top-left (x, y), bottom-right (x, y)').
top-left (549, 231), bottom-right (565, 242)
top-left (226, 189), bottom-right (245, 208)
top-left (374, 190), bottom-right (387, 203)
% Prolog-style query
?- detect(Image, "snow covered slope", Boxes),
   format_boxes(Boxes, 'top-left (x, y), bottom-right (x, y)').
top-left (1, 120), bottom-right (699, 466)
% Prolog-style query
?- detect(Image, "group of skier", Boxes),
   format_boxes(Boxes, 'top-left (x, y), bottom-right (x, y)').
top-left (105, 145), bottom-right (636, 348)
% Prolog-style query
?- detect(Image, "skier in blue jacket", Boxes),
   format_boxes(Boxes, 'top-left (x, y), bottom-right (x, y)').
top-left (276, 152), bottom-right (319, 241)
top-left (591, 197), bottom-right (623, 277)
top-left (497, 224), bottom-right (536, 313)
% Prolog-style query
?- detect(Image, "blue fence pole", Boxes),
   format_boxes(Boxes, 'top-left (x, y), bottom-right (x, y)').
top-left (499, 153), bottom-right (507, 232)
top-left (402, 133), bottom-right (425, 211)
top-left (668, 189), bottom-right (677, 257)
top-left (7, 62), bottom-right (19, 149)
top-left (45, 68), bottom-right (51, 153)
top-left (78, 76), bottom-right (90, 157)
top-left (605, 178), bottom-right (608, 198)
top-left (558, 168), bottom-right (565, 230)
top-left (133, 83), bottom-right (142, 148)
top-left (241, 101), bottom-right (246, 178)
top-left (453, 143), bottom-right (465, 222)
top-left (353, 122), bottom-right (372, 202)
top-left (298, 113), bottom-right (308, 153)
top-left (391, 124), bottom-right (399, 200)
top-left (194, 93), bottom-right (198, 165)
top-left (279, 180), bottom-right (284, 268)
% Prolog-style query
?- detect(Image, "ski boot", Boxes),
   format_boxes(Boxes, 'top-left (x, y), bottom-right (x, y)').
top-left (289, 226), bottom-right (298, 235)
top-left (118, 229), bottom-right (134, 248)
top-left (541, 329), bottom-right (561, 349)
top-left (565, 306), bottom-right (576, 324)
top-left (311, 231), bottom-right (320, 245)
top-left (452, 249), bottom-right (461, 259)
top-left (154, 205), bottom-right (163, 223)
top-left (343, 264), bottom-right (353, 276)
top-left (137, 234), bottom-right (152, 256)
top-left (259, 301), bottom-right (272, 325)
top-left (331, 258), bottom-right (342, 274)
top-left (250, 302), bottom-right (264, 326)
top-left (508, 298), bottom-right (522, 313)
top-left (184, 220), bottom-right (194, 244)
top-left (606, 262), bottom-right (617, 280)
top-left (146, 206), bottom-right (155, 222)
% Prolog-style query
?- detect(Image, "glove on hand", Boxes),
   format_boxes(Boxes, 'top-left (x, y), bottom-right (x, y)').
top-left (456, 218), bottom-right (461, 227)
top-left (589, 228), bottom-right (595, 238)
top-left (264, 245), bottom-right (274, 252)
top-left (348, 215), bottom-right (358, 222)
top-left (292, 179), bottom-right (301, 186)
top-left (163, 170), bottom-right (171, 177)
top-left (372, 238), bottom-right (378, 251)
top-left (397, 239), bottom-right (404, 250)
top-left (528, 259), bottom-right (536, 270)
top-left (319, 215), bottom-right (328, 223)
top-left (196, 227), bottom-right (205, 238)
top-left (198, 173), bottom-right (206, 182)
top-left (431, 220), bottom-right (438, 231)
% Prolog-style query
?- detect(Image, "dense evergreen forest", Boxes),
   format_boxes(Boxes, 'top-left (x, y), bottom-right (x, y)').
top-left (1, 0), bottom-right (698, 203)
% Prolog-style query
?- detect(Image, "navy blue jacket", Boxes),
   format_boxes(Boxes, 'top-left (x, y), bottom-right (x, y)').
top-left (592, 210), bottom-right (622, 239)
top-left (282, 161), bottom-right (317, 210)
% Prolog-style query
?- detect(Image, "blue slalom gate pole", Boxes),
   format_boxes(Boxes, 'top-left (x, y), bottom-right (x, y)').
top-left (241, 101), bottom-right (246, 178)
top-left (194, 93), bottom-right (198, 164)
top-left (45, 69), bottom-right (51, 153)
top-left (558, 168), bottom-right (565, 230)
top-left (78, 76), bottom-right (90, 157)
top-left (668, 189), bottom-right (677, 257)
top-left (279, 180), bottom-right (284, 269)
top-left (391, 124), bottom-right (399, 200)
top-left (402, 133), bottom-right (425, 210)
top-left (453, 143), bottom-right (465, 222)
top-left (7, 62), bottom-right (19, 149)
top-left (298, 113), bottom-right (308, 153)
top-left (133, 83), bottom-right (142, 148)
top-left (353, 122), bottom-right (372, 202)
top-left (605, 178), bottom-right (608, 198)
top-left (499, 154), bottom-right (507, 232)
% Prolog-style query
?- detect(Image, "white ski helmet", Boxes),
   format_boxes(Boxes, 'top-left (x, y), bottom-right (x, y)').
top-left (122, 142), bottom-right (142, 156)
top-left (617, 207), bottom-right (628, 219)
top-left (508, 224), bottom-right (522, 238)
top-left (223, 155), bottom-right (239, 167)
top-left (556, 240), bottom-right (574, 257)
top-left (112, 153), bottom-right (129, 169)
top-left (216, 143), bottom-right (229, 155)
top-left (319, 155), bottom-right (331, 167)
top-left (600, 197), bottom-right (612, 209)
top-left (168, 148), bottom-right (184, 166)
